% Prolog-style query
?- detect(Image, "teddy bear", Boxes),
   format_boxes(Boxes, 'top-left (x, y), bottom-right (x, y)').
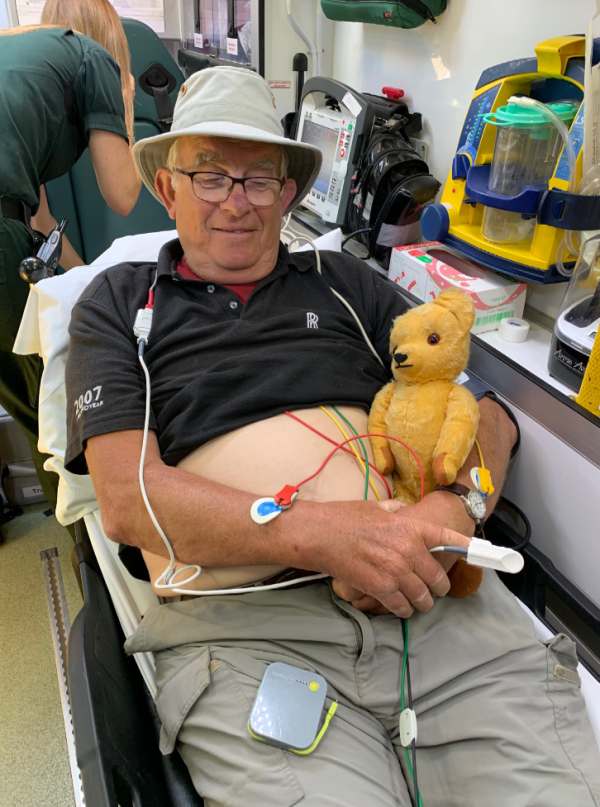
top-left (368, 288), bottom-right (483, 598)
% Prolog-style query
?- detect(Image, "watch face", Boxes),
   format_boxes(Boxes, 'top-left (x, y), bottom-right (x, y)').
top-left (466, 490), bottom-right (487, 520)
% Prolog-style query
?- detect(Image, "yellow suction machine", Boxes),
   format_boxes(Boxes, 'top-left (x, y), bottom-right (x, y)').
top-left (422, 36), bottom-right (600, 283)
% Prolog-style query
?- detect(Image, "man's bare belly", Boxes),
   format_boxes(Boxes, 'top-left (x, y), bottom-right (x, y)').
top-left (142, 406), bottom-right (390, 595)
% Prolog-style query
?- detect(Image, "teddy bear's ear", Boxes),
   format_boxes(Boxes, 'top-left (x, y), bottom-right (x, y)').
top-left (433, 289), bottom-right (475, 333)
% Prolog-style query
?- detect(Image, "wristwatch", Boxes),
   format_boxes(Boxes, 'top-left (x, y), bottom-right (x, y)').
top-left (435, 483), bottom-right (487, 532)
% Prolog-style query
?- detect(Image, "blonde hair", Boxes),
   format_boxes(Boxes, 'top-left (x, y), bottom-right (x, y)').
top-left (41, 0), bottom-right (134, 142)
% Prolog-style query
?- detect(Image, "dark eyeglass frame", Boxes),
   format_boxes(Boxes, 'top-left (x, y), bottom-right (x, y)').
top-left (172, 169), bottom-right (286, 206)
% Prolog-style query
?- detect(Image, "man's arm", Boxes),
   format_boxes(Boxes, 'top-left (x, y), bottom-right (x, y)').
top-left (332, 394), bottom-right (518, 612)
top-left (86, 428), bottom-right (475, 618)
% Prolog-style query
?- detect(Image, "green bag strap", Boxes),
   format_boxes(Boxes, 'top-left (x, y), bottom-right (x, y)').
top-left (401, 0), bottom-right (438, 23)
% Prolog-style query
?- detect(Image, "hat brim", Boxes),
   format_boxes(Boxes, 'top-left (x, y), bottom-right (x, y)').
top-left (132, 121), bottom-right (322, 210)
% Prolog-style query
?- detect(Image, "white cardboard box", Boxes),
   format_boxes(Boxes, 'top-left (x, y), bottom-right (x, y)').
top-left (389, 242), bottom-right (527, 334)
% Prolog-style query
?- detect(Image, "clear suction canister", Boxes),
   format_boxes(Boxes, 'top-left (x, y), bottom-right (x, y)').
top-left (481, 102), bottom-right (577, 244)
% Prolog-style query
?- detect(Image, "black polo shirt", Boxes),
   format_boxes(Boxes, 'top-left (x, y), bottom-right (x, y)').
top-left (65, 240), bottom-right (408, 473)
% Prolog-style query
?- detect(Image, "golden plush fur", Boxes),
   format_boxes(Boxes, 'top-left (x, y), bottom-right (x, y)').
top-left (369, 289), bottom-right (483, 597)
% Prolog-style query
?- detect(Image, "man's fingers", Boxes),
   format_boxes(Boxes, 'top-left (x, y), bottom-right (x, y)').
top-left (351, 594), bottom-right (383, 612)
top-left (413, 550), bottom-right (451, 598)
top-left (396, 573), bottom-right (435, 613)
top-left (378, 589), bottom-right (414, 619)
top-left (331, 578), bottom-right (363, 601)
top-left (421, 522), bottom-right (472, 551)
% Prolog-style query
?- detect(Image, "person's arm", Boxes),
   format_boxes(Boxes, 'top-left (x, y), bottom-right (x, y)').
top-left (88, 130), bottom-right (140, 217)
top-left (85, 427), bottom-right (474, 618)
top-left (332, 394), bottom-right (518, 612)
top-left (31, 185), bottom-right (85, 270)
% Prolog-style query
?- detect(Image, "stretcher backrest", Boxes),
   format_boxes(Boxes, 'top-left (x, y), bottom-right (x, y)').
top-left (46, 18), bottom-right (184, 264)
top-left (13, 226), bottom-right (600, 759)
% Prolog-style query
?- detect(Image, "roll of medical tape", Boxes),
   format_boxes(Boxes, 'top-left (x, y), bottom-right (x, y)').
top-left (499, 317), bottom-right (530, 343)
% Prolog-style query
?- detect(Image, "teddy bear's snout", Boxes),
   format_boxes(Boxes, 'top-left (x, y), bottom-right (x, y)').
top-left (393, 351), bottom-right (409, 366)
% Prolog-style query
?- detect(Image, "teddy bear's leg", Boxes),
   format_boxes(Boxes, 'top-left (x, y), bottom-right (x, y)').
top-left (433, 385), bottom-right (481, 486)
top-left (447, 560), bottom-right (484, 598)
top-left (368, 382), bottom-right (396, 475)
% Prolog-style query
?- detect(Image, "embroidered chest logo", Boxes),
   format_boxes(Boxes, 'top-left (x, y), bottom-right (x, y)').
top-left (74, 385), bottom-right (103, 419)
top-left (306, 312), bottom-right (319, 329)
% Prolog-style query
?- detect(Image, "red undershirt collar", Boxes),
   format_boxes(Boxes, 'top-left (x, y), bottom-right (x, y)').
top-left (175, 256), bottom-right (257, 304)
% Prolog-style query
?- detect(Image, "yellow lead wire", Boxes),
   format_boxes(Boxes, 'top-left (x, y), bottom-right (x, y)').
top-left (319, 406), bottom-right (381, 501)
top-left (474, 437), bottom-right (485, 469)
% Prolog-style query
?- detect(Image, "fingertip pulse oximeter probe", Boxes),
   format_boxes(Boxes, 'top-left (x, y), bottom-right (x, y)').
top-left (430, 537), bottom-right (524, 574)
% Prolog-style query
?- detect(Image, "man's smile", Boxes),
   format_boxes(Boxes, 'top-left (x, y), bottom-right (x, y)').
top-left (212, 225), bottom-right (258, 232)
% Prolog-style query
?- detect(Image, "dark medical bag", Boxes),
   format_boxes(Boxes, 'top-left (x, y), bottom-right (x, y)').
top-left (346, 111), bottom-right (440, 263)
top-left (320, 0), bottom-right (447, 28)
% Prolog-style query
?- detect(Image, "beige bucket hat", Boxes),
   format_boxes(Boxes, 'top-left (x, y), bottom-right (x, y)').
top-left (133, 66), bottom-right (322, 209)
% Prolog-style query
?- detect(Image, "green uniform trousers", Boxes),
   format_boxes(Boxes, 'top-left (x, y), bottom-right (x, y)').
top-left (0, 218), bottom-right (60, 509)
top-left (126, 572), bottom-right (600, 807)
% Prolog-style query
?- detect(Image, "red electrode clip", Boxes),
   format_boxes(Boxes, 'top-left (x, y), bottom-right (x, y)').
top-left (382, 86), bottom-right (405, 101)
top-left (274, 484), bottom-right (299, 508)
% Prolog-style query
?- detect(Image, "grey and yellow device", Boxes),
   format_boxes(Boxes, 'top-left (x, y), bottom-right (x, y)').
top-left (248, 662), bottom-right (337, 755)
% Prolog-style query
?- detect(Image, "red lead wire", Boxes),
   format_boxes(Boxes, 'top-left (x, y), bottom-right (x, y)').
top-left (275, 432), bottom-right (425, 505)
top-left (284, 411), bottom-right (393, 499)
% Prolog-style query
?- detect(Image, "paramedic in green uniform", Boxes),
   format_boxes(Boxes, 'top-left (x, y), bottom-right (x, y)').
top-left (0, 0), bottom-right (140, 510)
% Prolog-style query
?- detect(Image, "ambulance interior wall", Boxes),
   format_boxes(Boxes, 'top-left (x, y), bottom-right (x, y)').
top-left (329, 0), bottom-right (594, 186)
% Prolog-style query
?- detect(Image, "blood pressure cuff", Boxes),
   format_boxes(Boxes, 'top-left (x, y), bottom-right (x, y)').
top-left (320, 0), bottom-right (447, 28)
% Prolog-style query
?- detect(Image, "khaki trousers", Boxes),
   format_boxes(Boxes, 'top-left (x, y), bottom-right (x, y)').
top-left (126, 572), bottom-right (600, 807)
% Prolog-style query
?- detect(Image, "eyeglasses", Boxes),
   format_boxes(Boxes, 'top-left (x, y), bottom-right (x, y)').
top-left (173, 169), bottom-right (285, 207)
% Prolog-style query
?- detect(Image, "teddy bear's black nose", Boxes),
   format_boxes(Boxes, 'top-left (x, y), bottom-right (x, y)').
top-left (394, 352), bottom-right (409, 365)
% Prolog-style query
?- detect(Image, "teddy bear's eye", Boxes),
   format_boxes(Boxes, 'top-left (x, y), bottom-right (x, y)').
top-left (427, 333), bottom-right (441, 345)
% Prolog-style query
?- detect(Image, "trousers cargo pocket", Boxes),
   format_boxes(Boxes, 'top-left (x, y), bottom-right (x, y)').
top-left (154, 644), bottom-right (305, 807)
top-left (154, 644), bottom-right (212, 755)
top-left (545, 633), bottom-right (600, 803)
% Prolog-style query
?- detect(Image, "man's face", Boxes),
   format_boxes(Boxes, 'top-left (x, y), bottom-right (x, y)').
top-left (155, 136), bottom-right (297, 283)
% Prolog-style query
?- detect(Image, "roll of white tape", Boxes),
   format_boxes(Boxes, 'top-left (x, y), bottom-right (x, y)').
top-left (499, 317), bottom-right (530, 343)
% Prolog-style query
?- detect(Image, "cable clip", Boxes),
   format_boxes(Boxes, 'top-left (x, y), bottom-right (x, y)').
top-left (399, 708), bottom-right (418, 747)
top-left (274, 484), bottom-right (299, 509)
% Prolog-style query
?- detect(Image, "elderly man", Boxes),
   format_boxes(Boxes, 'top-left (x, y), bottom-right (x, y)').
top-left (65, 67), bottom-right (600, 807)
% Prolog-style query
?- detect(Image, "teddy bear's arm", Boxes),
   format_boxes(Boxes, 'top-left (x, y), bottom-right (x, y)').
top-left (368, 382), bottom-right (396, 475)
top-left (432, 385), bottom-right (481, 486)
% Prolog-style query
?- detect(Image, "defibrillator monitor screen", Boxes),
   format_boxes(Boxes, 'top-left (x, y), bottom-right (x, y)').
top-left (300, 120), bottom-right (339, 195)
top-left (297, 107), bottom-right (356, 225)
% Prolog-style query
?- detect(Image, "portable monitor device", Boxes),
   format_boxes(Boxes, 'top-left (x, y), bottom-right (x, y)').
top-left (295, 77), bottom-right (431, 242)
top-left (296, 78), bottom-right (400, 226)
top-left (248, 662), bottom-right (328, 752)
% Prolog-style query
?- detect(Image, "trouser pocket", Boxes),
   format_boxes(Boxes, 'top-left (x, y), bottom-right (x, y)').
top-left (153, 644), bottom-right (305, 807)
top-left (154, 644), bottom-right (212, 755)
top-left (544, 633), bottom-right (600, 805)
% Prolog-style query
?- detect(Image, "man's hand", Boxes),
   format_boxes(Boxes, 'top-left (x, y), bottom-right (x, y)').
top-left (311, 498), bottom-right (470, 618)
top-left (330, 496), bottom-right (472, 615)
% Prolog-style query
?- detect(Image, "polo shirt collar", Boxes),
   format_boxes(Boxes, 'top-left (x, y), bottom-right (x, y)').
top-left (155, 238), bottom-right (314, 283)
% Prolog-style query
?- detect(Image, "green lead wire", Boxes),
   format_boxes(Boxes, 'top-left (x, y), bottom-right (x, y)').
top-left (401, 619), bottom-right (423, 807)
top-left (331, 406), bottom-right (370, 500)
